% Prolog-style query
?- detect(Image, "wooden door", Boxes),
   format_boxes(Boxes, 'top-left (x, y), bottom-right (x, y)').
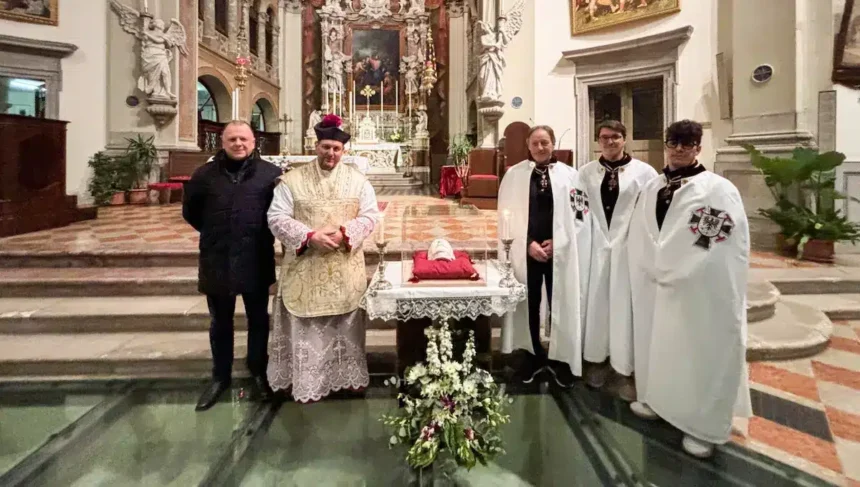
top-left (589, 78), bottom-right (665, 172)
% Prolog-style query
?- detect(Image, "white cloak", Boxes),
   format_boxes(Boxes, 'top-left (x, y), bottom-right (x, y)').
top-left (497, 160), bottom-right (592, 376)
top-left (580, 158), bottom-right (658, 375)
top-left (628, 170), bottom-right (752, 444)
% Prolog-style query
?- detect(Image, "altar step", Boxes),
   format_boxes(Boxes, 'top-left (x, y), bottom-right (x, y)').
top-left (367, 172), bottom-right (424, 189)
top-left (0, 294), bottom-right (503, 335)
top-left (0, 329), bottom-right (511, 382)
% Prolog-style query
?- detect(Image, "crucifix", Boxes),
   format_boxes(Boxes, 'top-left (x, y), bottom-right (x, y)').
top-left (278, 113), bottom-right (293, 155)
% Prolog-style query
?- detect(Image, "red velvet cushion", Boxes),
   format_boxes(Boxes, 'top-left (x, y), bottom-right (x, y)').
top-left (410, 250), bottom-right (479, 281)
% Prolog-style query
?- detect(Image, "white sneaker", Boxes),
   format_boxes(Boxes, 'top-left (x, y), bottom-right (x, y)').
top-left (630, 401), bottom-right (659, 420)
top-left (682, 435), bottom-right (715, 458)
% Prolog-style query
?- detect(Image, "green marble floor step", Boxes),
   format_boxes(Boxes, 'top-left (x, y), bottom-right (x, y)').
top-left (0, 329), bottom-right (508, 381)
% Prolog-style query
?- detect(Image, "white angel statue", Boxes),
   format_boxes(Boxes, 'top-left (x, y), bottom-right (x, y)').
top-left (415, 110), bottom-right (429, 136)
top-left (477, 0), bottom-right (524, 102)
top-left (306, 110), bottom-right (323, 136)
top-left (400, 55), bottom-right (420, 95)
top-left (324, 45), bottom-right (349, 95)
top-left (110, 0), bottom-right (188, 101)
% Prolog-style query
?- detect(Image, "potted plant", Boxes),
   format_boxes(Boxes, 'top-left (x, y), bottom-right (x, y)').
top-left (745, 145), bottom-right (860, 262)
top-left (87, 151), bottom-right (126, 205)
top-left (448, 134), bottom-right (473, 198)
top-left (381, 323), bottom-right (511, 485)
top-left (123, 135), bottom-right (158, 204)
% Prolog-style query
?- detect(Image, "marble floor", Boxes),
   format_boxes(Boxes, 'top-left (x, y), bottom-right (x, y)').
top-left (0, 193), bottom-right (859, 485)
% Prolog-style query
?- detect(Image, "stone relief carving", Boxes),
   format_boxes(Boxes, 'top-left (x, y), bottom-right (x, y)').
top-left (447, 0), bottom-right (465, 18)
top-left (110, 0), bottom-right (189, 127)
top-left (406, 0), bottom-right (425, 15)
top-left (477, 0), bottom-right (524, 102)
top-left (357, 0), bottom-right (392, 21)
top-left (281, 0), bottom-right (303, 13)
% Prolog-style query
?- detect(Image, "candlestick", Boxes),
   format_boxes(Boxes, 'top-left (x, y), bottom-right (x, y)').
top-left (498, 238), bottom-right (517, 288)
top-left (395, 81), bottom-right (399, 111)
top-left (142, 0), bottom-right (148, 13)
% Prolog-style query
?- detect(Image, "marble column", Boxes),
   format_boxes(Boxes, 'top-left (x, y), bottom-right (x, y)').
top-left (227, 0), bottom-right (239, 53)
top-left (257, 9), bottom-right (268, 67)
top-left (448, 1), bottom-right (468, 138)
top-left (271, 23), bottom-right (280, 80)
top-left (203, 0), bottom-right (216, 42)
top-left (713, 0), bottom-right (829, 249)
top-left (280, 1), bottom-right (303, 153)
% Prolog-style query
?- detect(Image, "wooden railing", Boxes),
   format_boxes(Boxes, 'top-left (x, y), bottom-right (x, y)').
top-left (197, 120), bottom-right (281, 155)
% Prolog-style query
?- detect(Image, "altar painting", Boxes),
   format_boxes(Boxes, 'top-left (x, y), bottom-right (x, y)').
top-left (0, 0), bottom-right (58, 25)
top-left (351, 28), bottom-right (400, 106)
top-left (569, 0), bottom-right (679, 35)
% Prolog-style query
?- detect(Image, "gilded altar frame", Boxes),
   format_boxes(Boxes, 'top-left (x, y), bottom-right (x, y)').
top-left (0, 0), bottom-right (59, 26)
top-left (569, 0), bottom-right (680, 36)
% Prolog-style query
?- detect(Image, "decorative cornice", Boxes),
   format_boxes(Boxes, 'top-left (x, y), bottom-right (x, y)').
top-left (0, 34), bottom-right (78, 59)
top-left (562, 25), bottom-right (693, 65)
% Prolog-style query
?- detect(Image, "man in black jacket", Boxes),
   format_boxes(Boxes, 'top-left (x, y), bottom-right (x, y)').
top-left (182, 120), bottom-right (283, 411)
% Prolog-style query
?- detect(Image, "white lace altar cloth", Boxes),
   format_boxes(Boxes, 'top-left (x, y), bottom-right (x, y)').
top-left (360, 260), bottom-right (527, 322)
top-left (262, 155), bottom-right (370, 175)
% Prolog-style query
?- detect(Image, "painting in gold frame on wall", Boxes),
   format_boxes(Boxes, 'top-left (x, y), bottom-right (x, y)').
top-left (569, 0), bottom-right (680, 36)
top-left (0, 0), bottom-right (58, 26)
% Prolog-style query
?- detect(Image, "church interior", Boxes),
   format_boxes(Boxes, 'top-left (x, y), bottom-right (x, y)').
top-left (1, 0), bottom-right (860, 485)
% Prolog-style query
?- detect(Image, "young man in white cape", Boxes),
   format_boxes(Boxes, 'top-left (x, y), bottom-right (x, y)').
top-left (579, 120), bottom-right (657, 401)
top-left (497, 125), bottom-right (592, 387)
top-left (627, 120), bottom-right (751, 458)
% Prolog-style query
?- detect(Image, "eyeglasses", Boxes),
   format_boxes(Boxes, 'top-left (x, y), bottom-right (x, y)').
top-left (665, 140), bottom-right (699, 150)
top-left (599, 135), bottom-right (623, 142)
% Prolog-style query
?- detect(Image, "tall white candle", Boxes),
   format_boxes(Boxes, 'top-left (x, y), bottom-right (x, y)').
top-left (142, 0), bottom-right (148, 13)
top-left (501, 209), bottom-right (511, 240)
top-left (376, 215), bottom-right (385, 244)
top-left (395, 81), bottom-right (399, 112)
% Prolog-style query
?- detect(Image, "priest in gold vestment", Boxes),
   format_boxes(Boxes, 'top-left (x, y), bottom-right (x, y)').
top-left (266, 114), bottom-right (381, 403)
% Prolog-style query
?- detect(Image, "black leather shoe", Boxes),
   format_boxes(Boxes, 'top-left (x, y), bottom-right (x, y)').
top-left (195, 380), bottom-right (229, 411)
top-left (547, 361), bottom-right (575, 388)
top-left (251, 376), bottom-right (274, 402)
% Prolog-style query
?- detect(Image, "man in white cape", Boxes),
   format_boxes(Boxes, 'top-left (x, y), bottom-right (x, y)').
top-left (628, 120), bottom-right (751, 458)
top-left (579, 120), bottom-right (657, 400)
top-left (266, 114), bottom-right (380, 403)
top-left (497, 125), bottom-right (592, 387)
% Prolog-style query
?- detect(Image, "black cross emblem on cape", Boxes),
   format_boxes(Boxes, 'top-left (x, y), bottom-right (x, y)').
top-left (689, 206), bottom-right (734, 250)
top-left (570, 188), bottom-right (589, 221)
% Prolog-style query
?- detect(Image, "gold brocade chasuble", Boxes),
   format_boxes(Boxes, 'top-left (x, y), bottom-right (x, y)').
top-left (278, 161), bottom-right (368, 318)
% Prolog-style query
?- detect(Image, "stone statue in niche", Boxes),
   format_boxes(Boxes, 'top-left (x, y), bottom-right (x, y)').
top-left (324, 45), bottom-right (350, 95)
top-left (400, 55), bottom-right (420, 95)
top-left (414, 109), bottom-right (428, 137)
top-left (477, 0), bottom-right (524, 102)
top-left (407, 0), bottom-right (425, 15)
top-left (110, 0), bottom-right (188, 127)
top-left (306, 110), bottom-right (323, 136)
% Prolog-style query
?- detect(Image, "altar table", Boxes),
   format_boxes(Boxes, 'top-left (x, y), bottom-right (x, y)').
top-left (361, 260), bottom-right (526, 375)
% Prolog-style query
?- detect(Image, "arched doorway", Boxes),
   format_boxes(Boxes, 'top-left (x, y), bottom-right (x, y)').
top-left (197, 74), bottom-right (232, 151)
top-left (251, 96), bottom-right (279, 154)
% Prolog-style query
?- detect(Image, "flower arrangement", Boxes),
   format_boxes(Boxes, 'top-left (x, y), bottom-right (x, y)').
top-left (388, 130), bottom-right (404, 143)
top-left (381, 323), bottom-right (511, 476)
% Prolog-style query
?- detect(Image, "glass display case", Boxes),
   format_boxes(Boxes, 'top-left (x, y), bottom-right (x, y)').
top-left (398, 203), bottom-right (491, 287)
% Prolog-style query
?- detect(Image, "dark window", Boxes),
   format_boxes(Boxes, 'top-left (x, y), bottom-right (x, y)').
top-left (197, 80), bottom-right (218, 122)
top-left (215, 0), bottom-right (227, 35)
top-left (249, 10), bottom-right (258, 55)
top-left (198, 0), bottom-right (204, 20)
top-left (265, 8), bottom-right (274, 66)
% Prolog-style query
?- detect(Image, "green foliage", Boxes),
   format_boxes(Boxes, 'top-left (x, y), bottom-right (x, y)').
top-left (744, 144), bottom-right (860, 255)
top-left (381, 323), bottom-right (511, 474)
top-left (123, 135), bottom-right (158, 189)
top-left (87, 151), bottom-right (124, 205)
top-left (449, 134), bottom-right (473, 167)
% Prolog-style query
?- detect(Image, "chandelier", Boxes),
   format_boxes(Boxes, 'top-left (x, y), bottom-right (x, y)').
top-left (420, 26), bottom-right (437, 96)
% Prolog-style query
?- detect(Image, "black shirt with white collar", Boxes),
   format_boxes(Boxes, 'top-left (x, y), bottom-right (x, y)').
top-left (599, 153), bottom-right (632, 227)
top-left (656, 162), bottom-right (706, 230)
